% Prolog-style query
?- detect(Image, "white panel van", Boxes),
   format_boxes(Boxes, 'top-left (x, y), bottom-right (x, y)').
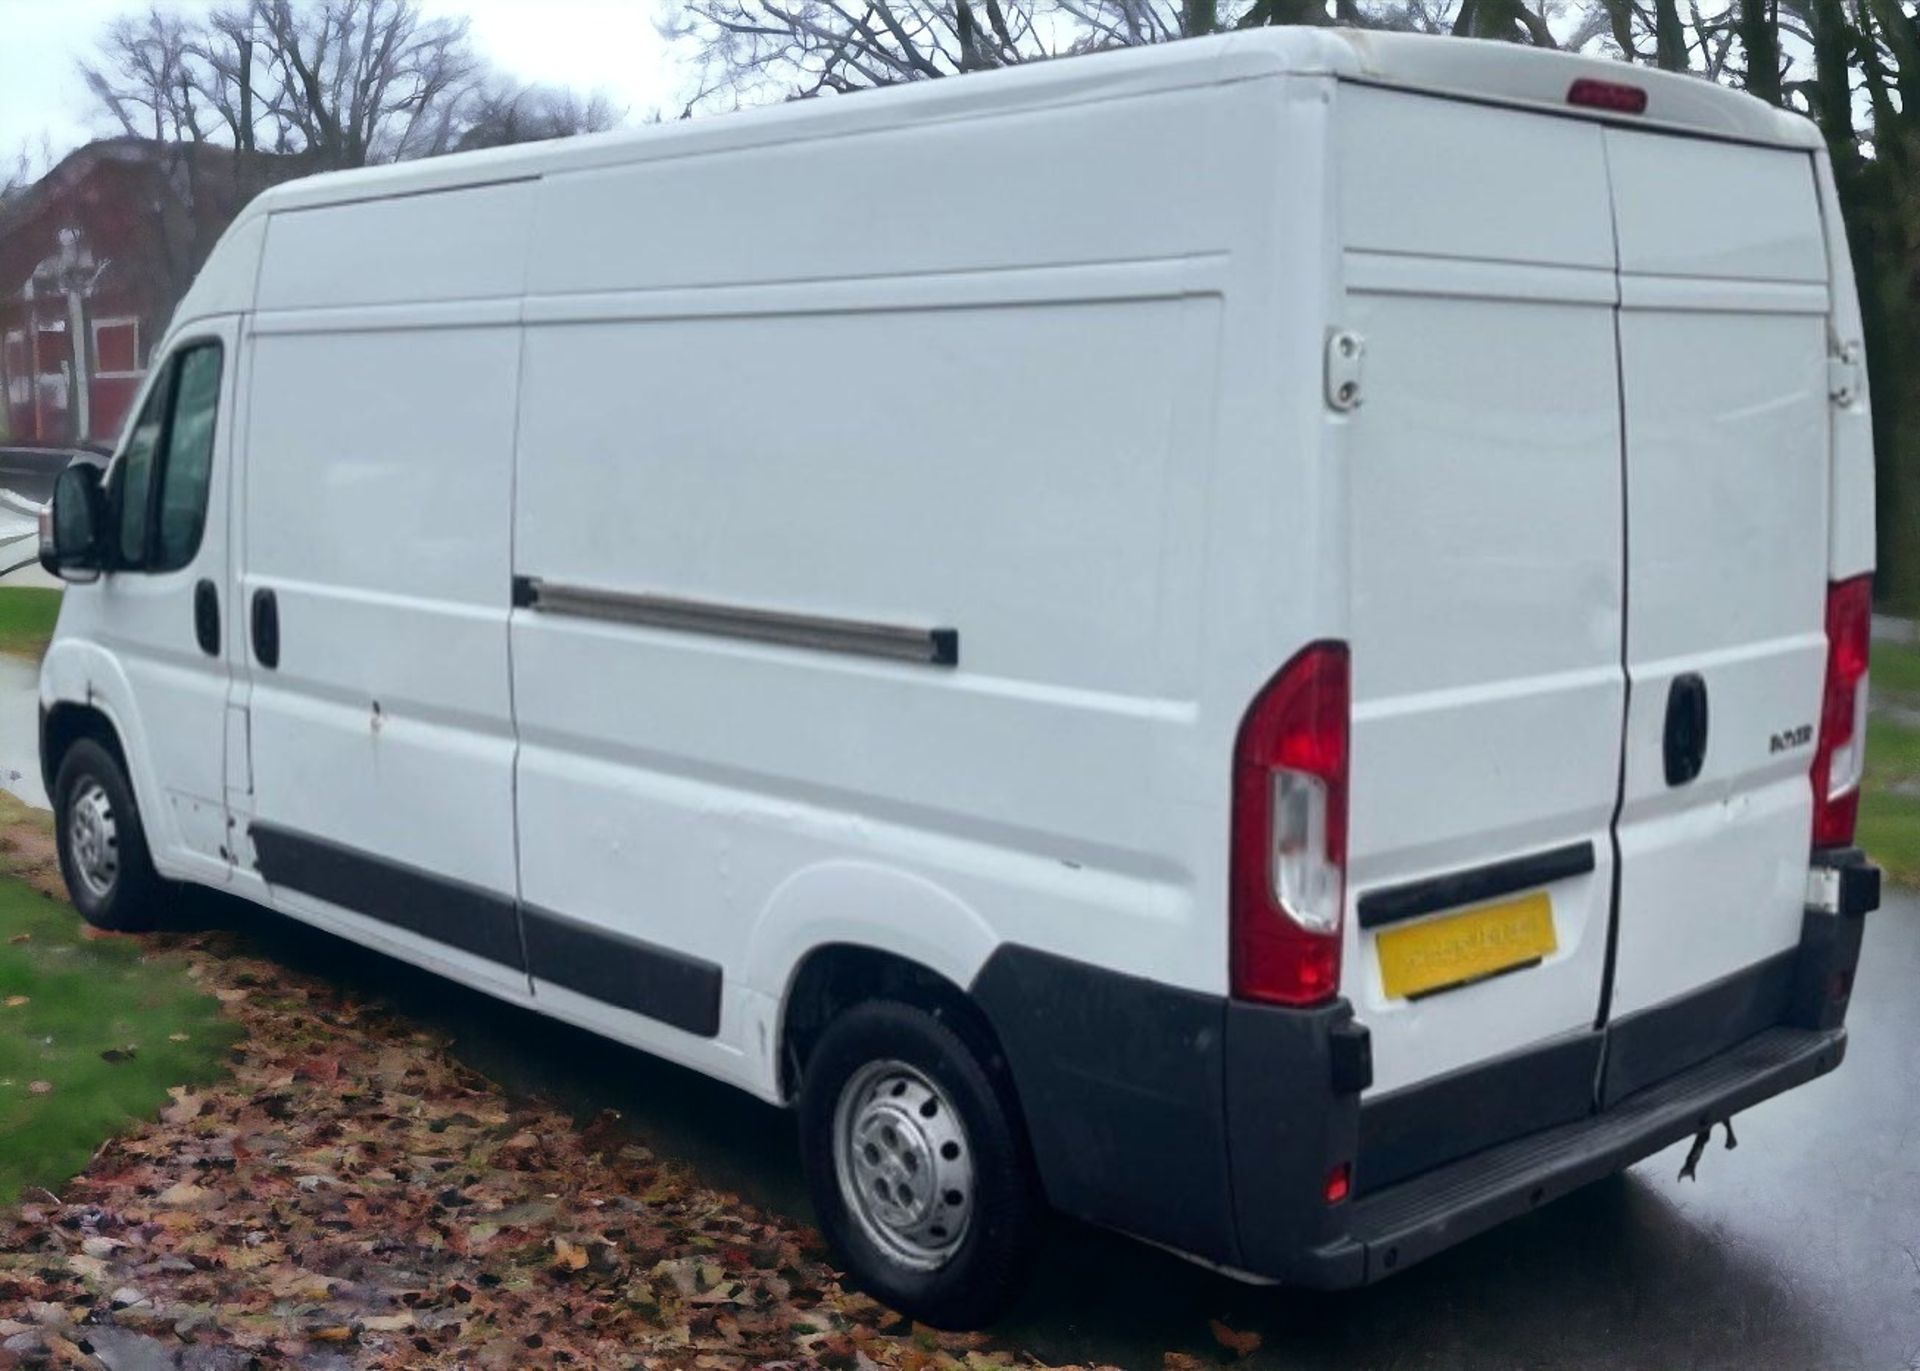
top-left (33, 29), bottom-right (1883, 1327)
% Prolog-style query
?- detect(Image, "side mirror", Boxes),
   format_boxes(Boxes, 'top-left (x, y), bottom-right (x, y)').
top-left (40, 463), bottom-right (108, 584)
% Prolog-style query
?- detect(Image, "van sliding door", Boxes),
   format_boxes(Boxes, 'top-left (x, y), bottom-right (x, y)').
top-left (236, 184), bottom-right (534, 1000)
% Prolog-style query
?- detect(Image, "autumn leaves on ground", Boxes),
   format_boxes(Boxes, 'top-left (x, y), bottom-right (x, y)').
top-left (0, 797), bottom-right (1132, 1369)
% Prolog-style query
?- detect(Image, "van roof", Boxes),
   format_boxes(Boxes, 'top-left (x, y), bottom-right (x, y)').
top-left (242, 28), bottom-right (1818, 218)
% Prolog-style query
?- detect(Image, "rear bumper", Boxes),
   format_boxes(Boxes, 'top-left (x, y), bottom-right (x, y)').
top-left (972, 849), bottom-right (1877, 1287)
top-left (1295, 1022), bottom-right (1844, 1286)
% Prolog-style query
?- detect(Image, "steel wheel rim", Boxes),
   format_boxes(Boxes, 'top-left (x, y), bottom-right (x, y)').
top-left (66, 779), bottom-right (119, 901)
top-left (833, 1058), bottom-right (975, 1271)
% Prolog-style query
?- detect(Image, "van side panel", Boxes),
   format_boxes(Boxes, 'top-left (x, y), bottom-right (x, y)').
top-left (238, 184), bottom-right (533, 998)
top-left (507, 83), bottom-right (1296, 1081)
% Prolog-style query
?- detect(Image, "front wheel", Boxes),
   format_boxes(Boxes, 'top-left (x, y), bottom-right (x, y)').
top-left (53, 738), bottom-right (166, 932)
top-left (798, 1000), bottom-right (1040, 1329)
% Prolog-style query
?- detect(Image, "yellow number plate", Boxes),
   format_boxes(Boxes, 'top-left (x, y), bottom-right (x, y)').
top-left (1376, 890), bottom-right (1558, 1000)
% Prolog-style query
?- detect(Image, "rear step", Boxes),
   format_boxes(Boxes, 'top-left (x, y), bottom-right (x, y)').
top-left (1316, 1026), bottom-right (1846, 1284)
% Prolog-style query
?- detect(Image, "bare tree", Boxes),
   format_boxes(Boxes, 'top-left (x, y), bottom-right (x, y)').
top-left (81, 9), bottom-right (208, 146)
top-left (83, 0), bottom-right (628, 169)
top-left (79, 10), bottom-right (227, 318)
top-left (661, 0), bottom-right (1056, 109)
top-left (456, 84), bottom-right (626, 151)
top-left (664, 0), bottom-right (1588, 108)
top-left (251, 0), bottom-right (482, 166)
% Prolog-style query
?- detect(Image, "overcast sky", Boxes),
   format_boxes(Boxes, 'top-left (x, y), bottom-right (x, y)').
top-left (0, 0), bottom-right (677, 171)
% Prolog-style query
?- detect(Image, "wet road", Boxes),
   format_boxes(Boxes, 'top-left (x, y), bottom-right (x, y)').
top-left (112, 881), bottom-right (1908, 1370)
top-left (0, 654), bottom-right (45, 807)
top-left (0, 447), bottom-right (69, 506)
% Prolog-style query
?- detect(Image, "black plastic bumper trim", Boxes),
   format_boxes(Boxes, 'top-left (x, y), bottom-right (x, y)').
top-left (522, 903), bottom-right (722, 1038)
top-left (970, 946), bottom-right (1243, 1267)
top-left (1310, 1025), bottom-right (1846, 1287)
top-left (1358, 1029), bottom-right (1603, 1194)
top-left (1813, 844), bottom-right (1882, 917)
top-left (250, 824), bottom-right (721, 1038)
top-left (1600, 949), bottom-right (1796, 1106)
top-left (251, 823), bottom-right (527, 970)
top-left (969, 858), bottom-right (1869, 1287)
top-left (1357, 841), bottom-right (1597, 930)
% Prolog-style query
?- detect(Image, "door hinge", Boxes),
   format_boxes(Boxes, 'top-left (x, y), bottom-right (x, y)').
top-left (1325, 328), bottom-right (1365, 413)
top-left (1828, 341), bottom-right (1864, 408)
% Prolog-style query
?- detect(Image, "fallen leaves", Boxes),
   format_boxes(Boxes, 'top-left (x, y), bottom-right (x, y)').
top-left (0, 927), bottom-right (1125, 1370)
top-left (158, 1086), bottom-right (202, 1125)
top-left (1209, 1319), bottom-right (1263, 1359)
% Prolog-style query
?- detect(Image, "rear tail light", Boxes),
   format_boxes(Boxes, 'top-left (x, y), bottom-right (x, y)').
top-left (1567, 77), bottom-right (1648, 114)
top-left (1231, 642), bottom-right (1349, 1006)
top-left (1812, 575), bottom-right (1872, 848)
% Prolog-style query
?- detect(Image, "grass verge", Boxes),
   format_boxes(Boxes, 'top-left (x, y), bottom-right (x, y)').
top-left (0, 585), bottom-right (60, 660)
top-left (0, 792), bottom-right (238, 1204)
top-left (1867, 640), bottom-right (1920, 890)
top-left (1876, 637), bottom-right (1920, 699)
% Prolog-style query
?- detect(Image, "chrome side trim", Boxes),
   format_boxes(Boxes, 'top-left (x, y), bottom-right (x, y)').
top-left (512, 576), bottom-right (959, 667)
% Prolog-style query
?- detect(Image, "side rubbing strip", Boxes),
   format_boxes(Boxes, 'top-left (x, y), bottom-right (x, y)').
top-left (522, 905), bottom-right (723, 1038)
top-left (249, 825), bottom-right (724, 1037)
top-left (1357, 841), bottom-right (1597, 931)
top-left (250, 824), bottom-right (527, 970)
top-left (512, 575), bottom-right (959, 668)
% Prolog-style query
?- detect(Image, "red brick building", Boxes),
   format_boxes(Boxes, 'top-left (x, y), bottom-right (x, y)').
top-left (0, 140), bottom-right (288, 448)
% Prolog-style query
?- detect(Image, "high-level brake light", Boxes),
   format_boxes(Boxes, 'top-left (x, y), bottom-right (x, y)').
top-left (1567, 78), bottom-right (1648, 114)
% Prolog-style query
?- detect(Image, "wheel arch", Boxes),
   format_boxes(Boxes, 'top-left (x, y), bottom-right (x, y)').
top-left (746, 860), bottom-right (1011, 1102)
top-left (37, 639), bottom-right (172, 862)
top-left (778, 942), bottom-right (1011, 1102)
top-left (40, 699), bottom-right (131, 799)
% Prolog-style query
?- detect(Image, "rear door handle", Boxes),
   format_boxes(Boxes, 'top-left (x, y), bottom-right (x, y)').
top-left (1663, 673), bottom-right (1710, 786)
top-left (193, 578), bottom-right (219, 657)
top-left (250, 588), bottom-right (280, 669)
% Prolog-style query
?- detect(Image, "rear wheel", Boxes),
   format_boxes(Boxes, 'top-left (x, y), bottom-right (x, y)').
top-left (53, 739), bottom-right (166, 932)
top-left (799, 1000), bottom-right (1039, 1329)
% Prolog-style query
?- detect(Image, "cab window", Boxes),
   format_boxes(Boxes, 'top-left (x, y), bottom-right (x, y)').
top-left (110, 340), bottom-right (223, 572)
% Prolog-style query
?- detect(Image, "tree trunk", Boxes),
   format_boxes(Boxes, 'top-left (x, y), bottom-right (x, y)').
top-left (1739, 0), bottom-right (1781, 102)
top-left (1653, 0), bottom-right (1689, 67)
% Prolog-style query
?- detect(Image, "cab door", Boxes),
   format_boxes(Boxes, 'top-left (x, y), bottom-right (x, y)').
top-left (90, 321), bottom-right (239, 879)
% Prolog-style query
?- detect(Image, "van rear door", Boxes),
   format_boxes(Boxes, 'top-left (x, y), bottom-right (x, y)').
top-left (1336, 88), bottom-right (1626, 1130)
top-left (1599, 130), bottom-right (1833, 1095)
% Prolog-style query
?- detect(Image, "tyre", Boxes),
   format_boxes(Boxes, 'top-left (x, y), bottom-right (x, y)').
top-left (52, 738), bottom-right (167, 933)
top-left (798, 999), bottom-right (1040, 1329)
